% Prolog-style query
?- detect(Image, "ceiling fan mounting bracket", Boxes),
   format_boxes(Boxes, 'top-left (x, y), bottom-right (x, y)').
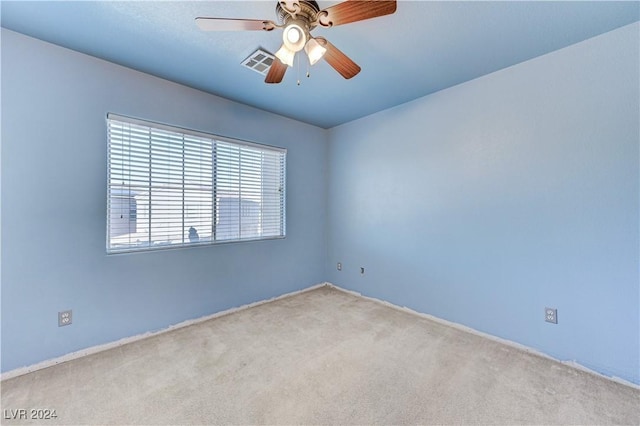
top-left (262, 21), bottom-right (278, 31)
top-left (314, 10), bottom-right (332, 28)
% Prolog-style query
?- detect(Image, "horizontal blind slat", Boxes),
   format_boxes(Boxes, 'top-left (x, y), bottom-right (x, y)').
top-left (107, 116), bottom-right (286, 253)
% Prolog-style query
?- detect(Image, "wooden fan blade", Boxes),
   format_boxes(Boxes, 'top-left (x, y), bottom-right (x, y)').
top-left (195, 17), bottom-right (277, 31)
top-left (315, 37), bottom-right (361, 79)
top-left (265, 58), bottom-right (288, 84)
top-left (316, 0), bottom-right (396, 27)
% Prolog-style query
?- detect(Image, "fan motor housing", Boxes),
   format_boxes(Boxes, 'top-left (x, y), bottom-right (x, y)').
top-left (276, 1), bottom-right (320, 30)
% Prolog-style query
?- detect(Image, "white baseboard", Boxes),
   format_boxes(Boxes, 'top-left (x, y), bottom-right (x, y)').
top-left (3, 281), bottom-right (637, 390)
top-left (1, 282), bottom-right (330, 381)
top-left (324, 282), bottom-right (640, 390)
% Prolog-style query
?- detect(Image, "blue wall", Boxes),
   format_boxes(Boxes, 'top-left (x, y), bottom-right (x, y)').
top-left (1, 29), bottom-right (328, 372)
top-left (326, 23), bottom-right (639, 384)
top-left (3, 22), bottom-right (639, 386)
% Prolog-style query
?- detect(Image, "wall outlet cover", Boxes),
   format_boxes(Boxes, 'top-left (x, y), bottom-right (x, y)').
top-left (58, 310), bottom-right (72, 327)
top-left (545, 307), bottom-right (557, 324)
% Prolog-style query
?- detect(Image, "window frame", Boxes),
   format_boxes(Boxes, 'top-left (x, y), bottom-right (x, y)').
top-left (106, 113), bottom-right (287, 254)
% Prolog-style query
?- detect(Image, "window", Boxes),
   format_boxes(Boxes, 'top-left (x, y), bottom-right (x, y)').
top-left (107, 114), bottom-right (286, 253)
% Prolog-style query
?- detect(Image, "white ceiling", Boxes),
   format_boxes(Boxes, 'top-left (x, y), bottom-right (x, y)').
top-left (1, 1), bottom-right (638, 128)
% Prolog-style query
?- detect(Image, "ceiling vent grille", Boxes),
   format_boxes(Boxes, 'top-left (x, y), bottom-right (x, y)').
top-left (241, 49), bottom-right (275, 76)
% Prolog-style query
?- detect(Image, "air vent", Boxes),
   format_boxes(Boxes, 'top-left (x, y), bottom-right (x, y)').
top-left (241, 49), bottom-right (275, 76)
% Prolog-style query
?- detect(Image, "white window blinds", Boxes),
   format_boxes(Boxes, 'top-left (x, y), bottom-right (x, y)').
top-left (107, 114), bottom-right (286, 253)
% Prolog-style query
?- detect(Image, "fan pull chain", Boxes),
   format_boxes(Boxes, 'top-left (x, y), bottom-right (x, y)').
top-left (307, 60), bottom-right (310, 78)
top-left (296, 54), bottom-right (301, 86)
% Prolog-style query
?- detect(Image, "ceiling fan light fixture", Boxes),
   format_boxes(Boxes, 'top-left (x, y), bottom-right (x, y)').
top-left (275, 44), bottom-right (295, 67)
top-left (304, 38), bottom-right (327, 65)
top-left (286, 26), bottom-right (301, 43)
top-left (195, 0), bottom-right (398, 84)
top-left (282, 22), bottom-right (307, 52)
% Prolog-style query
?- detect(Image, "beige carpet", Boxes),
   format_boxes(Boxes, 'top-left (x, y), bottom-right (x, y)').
top-left (2, 285), bottom-right (639, 425)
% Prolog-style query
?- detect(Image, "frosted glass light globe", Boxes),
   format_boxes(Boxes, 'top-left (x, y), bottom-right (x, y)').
top-left (286, 27), bottom-right (301, 44)
top-left (282, 23), bottom-right (306, 52)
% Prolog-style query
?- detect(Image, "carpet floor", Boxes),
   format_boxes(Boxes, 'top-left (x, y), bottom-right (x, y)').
top-left (1, 285), bottom-right (639, 425)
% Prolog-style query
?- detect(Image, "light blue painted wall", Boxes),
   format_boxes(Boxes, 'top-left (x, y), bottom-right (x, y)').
top-left (326, 23), bottom-right (640, 384)
top-left (1, 29), bottom-right (328, 372)
top-left (3, 21), bottom-right (639, 386)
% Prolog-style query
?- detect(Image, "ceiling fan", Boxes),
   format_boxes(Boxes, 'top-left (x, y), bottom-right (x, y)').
top-left (196, 0), bottom-right (397, 84)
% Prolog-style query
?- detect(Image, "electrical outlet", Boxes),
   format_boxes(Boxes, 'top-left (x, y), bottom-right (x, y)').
top-left (337, 262), bottom-right (342, 271)
top-left (360, 267), bottom-right (365, 275)
top-left (545, 307), bottom-right (557, 324)
top-left (58, 310), bottom-right (72, 327)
